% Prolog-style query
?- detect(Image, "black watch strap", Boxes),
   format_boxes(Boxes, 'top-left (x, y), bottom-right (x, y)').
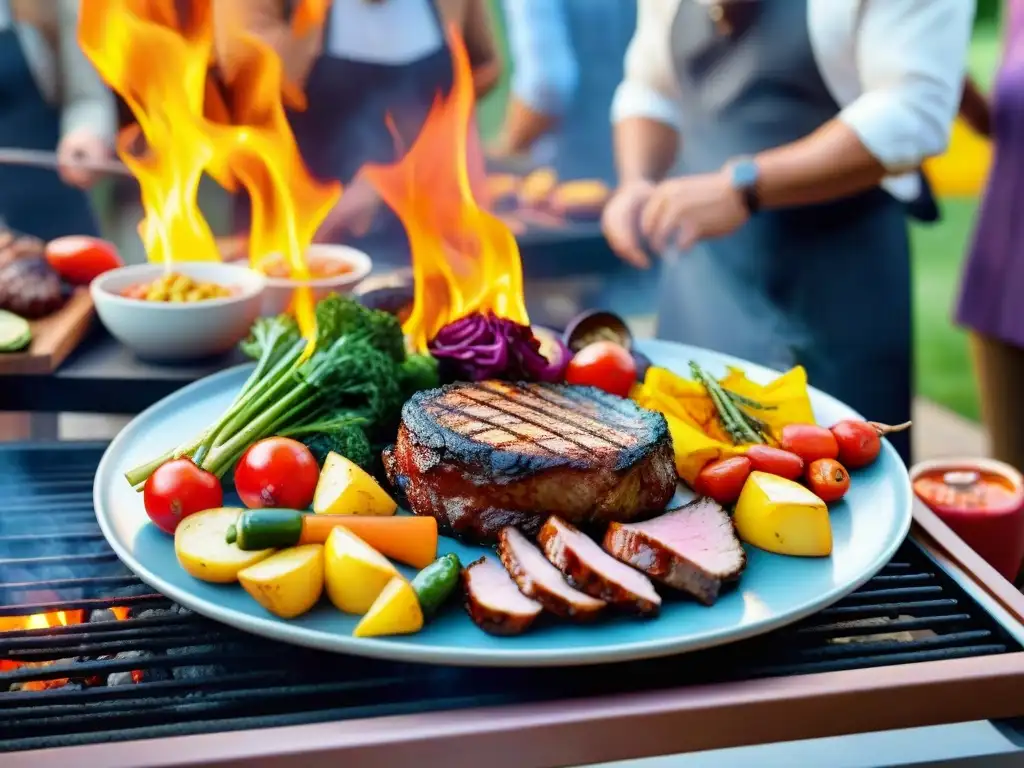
top-left (727, 157), bottom-right (761, 214)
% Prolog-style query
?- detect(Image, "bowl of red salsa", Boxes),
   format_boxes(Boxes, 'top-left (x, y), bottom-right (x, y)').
top-left (256, 244), bottom-right (372, 316)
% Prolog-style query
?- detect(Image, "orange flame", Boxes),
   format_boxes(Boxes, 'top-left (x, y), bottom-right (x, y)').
top-left (78, 0), bottom-right (338, 341)
top-left (362, 27), bottom-right (528, 352)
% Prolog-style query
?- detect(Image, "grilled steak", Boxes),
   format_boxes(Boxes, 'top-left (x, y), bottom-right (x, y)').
top-left (602, 497), bottom-right (746, 606)
top-left (498, 526), bottom-right (605, 620)
top-left (384, 380), bottom-right (676, 543)
top-left (538, 516), bottom-right (661, 616)
top-left (462, 556), bottom-right (543, 636)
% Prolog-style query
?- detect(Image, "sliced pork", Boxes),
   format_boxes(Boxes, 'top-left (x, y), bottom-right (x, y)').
top-left (462, 557), bottom-right (542, 636)
top-left (498, 526), bottom-right (606, 620)
top-left (538, 516), bottom-right (661, 616)
top-left (602, 497), bottom-right (746, 606)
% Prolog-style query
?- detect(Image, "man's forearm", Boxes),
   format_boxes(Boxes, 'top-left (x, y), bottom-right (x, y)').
top-left (614, 118), bottom-right (679, 185)
top-left (752, 120), bottom-right (888, 210)
top-left (495, 98), bottom-right (560, 155)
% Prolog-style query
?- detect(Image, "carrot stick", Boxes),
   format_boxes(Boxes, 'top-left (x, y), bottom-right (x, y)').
top-left (299, 514), bottom-right (438, 569)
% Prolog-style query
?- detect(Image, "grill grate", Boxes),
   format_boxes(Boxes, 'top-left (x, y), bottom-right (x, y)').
top-left (1, 443), bottom-right (1020, 753)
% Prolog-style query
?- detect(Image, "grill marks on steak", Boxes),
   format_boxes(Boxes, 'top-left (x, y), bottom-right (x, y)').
top-left (462, 557), bottom-right (543, 636)
top-left (498, 527), bottom-right (605, 620)
top-left (603, 498), bottom-right (747, 606)
top-left (538, 516), bottom-right (661, 616)
top-left (387, 381), bottom-right (676, 543)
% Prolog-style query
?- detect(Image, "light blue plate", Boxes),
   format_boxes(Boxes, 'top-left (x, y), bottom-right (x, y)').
top-left (94, 339), bottom-right (912, 667)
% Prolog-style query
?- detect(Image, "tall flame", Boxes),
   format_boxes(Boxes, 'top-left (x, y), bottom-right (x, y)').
top-left (363, 27), bottom-right (528, 352)
top-left (78, 0), bottom-right (339, 341)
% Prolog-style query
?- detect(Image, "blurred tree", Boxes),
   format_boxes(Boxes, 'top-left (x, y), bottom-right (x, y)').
top-left (975, 0), bottom-right (1001, 25)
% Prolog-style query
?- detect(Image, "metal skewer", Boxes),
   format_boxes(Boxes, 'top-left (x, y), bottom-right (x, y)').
top-left (0, 148), bottom-right (133, 177)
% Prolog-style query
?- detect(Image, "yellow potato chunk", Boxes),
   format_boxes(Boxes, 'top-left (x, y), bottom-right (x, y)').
top-left (313, 451), bottom-right (397, 517)
top-left (238, 544), bottom-right (325, 619)
top-left (174, 508), bottom-right (273, 583)
top-left (324, 527), bottom-right (399, 614)
top-left (733, 472), bottom-right (833, 557)
top-left (353, 577), bottom-right (424, 638)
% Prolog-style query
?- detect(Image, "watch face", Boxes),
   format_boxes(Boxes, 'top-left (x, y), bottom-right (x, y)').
top-left (731, 159), bottom-right (758, 189)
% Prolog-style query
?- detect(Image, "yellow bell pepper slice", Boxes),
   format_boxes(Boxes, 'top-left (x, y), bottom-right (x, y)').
top-left (719, 365), bottom-right (815, 439)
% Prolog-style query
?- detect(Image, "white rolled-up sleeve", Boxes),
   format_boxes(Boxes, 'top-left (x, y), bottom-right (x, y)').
top-left (839, 0), bottom-right (975, 173)
top-left (611, 0), bottom-right (681, 128)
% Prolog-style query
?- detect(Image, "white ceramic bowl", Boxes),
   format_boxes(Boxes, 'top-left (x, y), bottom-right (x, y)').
top-left (258, 244), bottom-right (372, 317)
top-left (91, 262), bottom-right (266, 361)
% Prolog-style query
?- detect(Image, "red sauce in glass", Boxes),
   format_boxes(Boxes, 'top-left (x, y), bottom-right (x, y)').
top-left (913, 469), bottom-right (1020, 514)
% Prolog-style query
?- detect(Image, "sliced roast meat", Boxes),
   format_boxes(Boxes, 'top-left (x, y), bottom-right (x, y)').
top-left (538, 516), bottom-right (661, 616)
top-left (462, 557), bottom-right (542, 636)
top-left (498, 526), bottom-right (605, 620)
top-left (602, 497), bottom-right (746, 606)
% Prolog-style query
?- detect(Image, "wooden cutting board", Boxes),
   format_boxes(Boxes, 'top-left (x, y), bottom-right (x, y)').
top-left (0, 289), bottom-right (94, 375)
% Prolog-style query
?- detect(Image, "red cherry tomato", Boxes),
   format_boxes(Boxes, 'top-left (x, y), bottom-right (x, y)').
top-left (234, 437), bottom-right (319, 510)
top-left (830, 420), bottom-right (882, 469)
top-left (694, 456), bottom-right (752, 505)
top-left (45, 236), bottom-right (122, 285)
top-left (744, 445), bottom-right (804, 480)
top-left (564, 341), bottom-right (637, 398)
top-left (779, 424), bottom-right (839, 464)
top-left (806, 458), bottom-right (851, 503)
top-left (143, 459), bottom-right (223, 535)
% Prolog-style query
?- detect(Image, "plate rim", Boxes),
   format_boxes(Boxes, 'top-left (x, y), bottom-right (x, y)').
top-left (94, 342), bottom-right (913, 667)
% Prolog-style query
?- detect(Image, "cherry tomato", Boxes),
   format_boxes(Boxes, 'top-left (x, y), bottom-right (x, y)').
top-left (744, 445), bottom-right (804, 480)
top-left (564, 341), bottom-right (637, 398)
top-left (779, 424), bottom-right (839, 464)
top-left (694, 456), bottom-right (752, 505)
top-left (45, 236), bottom-right (122, 285)
top-left (143, 459), bottom-right (223, 535)
top-left (806, 458), bottom-right (851, 503)
top-left (831, 420), bottom-right (882, 469)
top-left (234, 437), bottom-right (319, 510)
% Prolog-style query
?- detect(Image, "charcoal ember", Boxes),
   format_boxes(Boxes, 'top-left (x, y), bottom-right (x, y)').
top-left (0, 256), bottom-right (65, 319)
top-left (171, 605), bottom-right (194, 616)
top-left (106, 650), bottom-right (171, 686)
top-left (167, 644), bottom-right (227, 679)
top-left (89, 609), bottom-right (118, 623)
top-left (131, 607), bottom-right (175, 620)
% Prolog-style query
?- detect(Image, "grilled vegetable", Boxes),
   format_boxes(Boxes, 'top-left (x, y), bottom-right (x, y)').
top-left (45, 236), bottom-right (122, 285)
top-left (324, 527), bottom-right (399, 614)
top-left (312, 451), bottom-right (397, 517)
top-left (565, 341), bottom-right (637, 397)
top-left (410, 553), bottom-right (462, 618)
top-left (733, 472), bottom-right (832, 557)
top-left (693, 456), bottom-right (752, 504)
top-left (805, 458), bottom-right (851, 503)
top-left (353, 577), bottom-right (424, 638)
top-left (744, 445), bottom-right (804, 480)
top-left (238, 544), bottom-right (325, 618)
top-left (830, 420), bottom-right (912, 469)
top-left (144, 458), bottom-right (223, 535)
top-left (779, 424), bottom-right (839, 463)
top-left (174, 508), bottom-right (272, 583)
top-left (0, 310), bottom-right (31, 352)
top-left (234, 437), bottom-right (319, 510)
top-left (228, 508), bottom-right (438, 568)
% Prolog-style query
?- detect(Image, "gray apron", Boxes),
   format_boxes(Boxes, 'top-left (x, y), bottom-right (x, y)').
top-left (0, 25), bottom-right (97, 240)
top-left (657, 0), bottom-right (912, 462)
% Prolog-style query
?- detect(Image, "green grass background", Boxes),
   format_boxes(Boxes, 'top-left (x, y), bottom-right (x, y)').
top-left (476, 4), bottom-right (1001, 423)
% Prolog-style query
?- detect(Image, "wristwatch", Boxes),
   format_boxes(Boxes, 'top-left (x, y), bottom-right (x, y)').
top-left (725, 157), bottom-right (761, 214)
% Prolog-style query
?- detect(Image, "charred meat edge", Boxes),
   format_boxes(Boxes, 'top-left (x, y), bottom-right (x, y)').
top-left (498, 526), bottom-right (606, 621)
top-left (462, 557), bottom-right (542, 636)
top-left (538, 516), bottom-right (662, 617)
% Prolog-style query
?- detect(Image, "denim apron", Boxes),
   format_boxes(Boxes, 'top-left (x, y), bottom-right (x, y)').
top-left (0, 25), bottom-right (97, 240)
top-left (234, 0), bottom-right (453, 272)
top-left (658, 0), bottom-right (912, 462)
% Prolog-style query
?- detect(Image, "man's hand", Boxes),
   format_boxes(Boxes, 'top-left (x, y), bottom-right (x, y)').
top-left (56, 130), bottom-right (109, 189)
top-left (602, 179), bottom-right (655, 268)
top-left (314, 175), bottom-right (382, 243)
top-left (639, 171), bottom-right (749, 253)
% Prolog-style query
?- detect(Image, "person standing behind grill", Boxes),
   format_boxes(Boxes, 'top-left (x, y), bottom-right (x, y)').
top-left (492, 0), bottom-right (635, 185)
top-left (602, 0), bottom-right (974, 464)
top-left (214, 0), bottom-right (501, 267)
top-left (0, 0), bottom-right (115, 241)
top-left (957, 2), bottom-right (1024, 472)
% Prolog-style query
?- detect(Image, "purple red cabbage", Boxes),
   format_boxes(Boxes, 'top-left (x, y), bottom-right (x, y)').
top-left (428, 312), bottom-right (565, 383)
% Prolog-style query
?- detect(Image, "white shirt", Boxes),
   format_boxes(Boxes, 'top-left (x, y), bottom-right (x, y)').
top-left (326, 0), bottom-right (443, 65)
top-left (612, 0), bottom-right (977, 200)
